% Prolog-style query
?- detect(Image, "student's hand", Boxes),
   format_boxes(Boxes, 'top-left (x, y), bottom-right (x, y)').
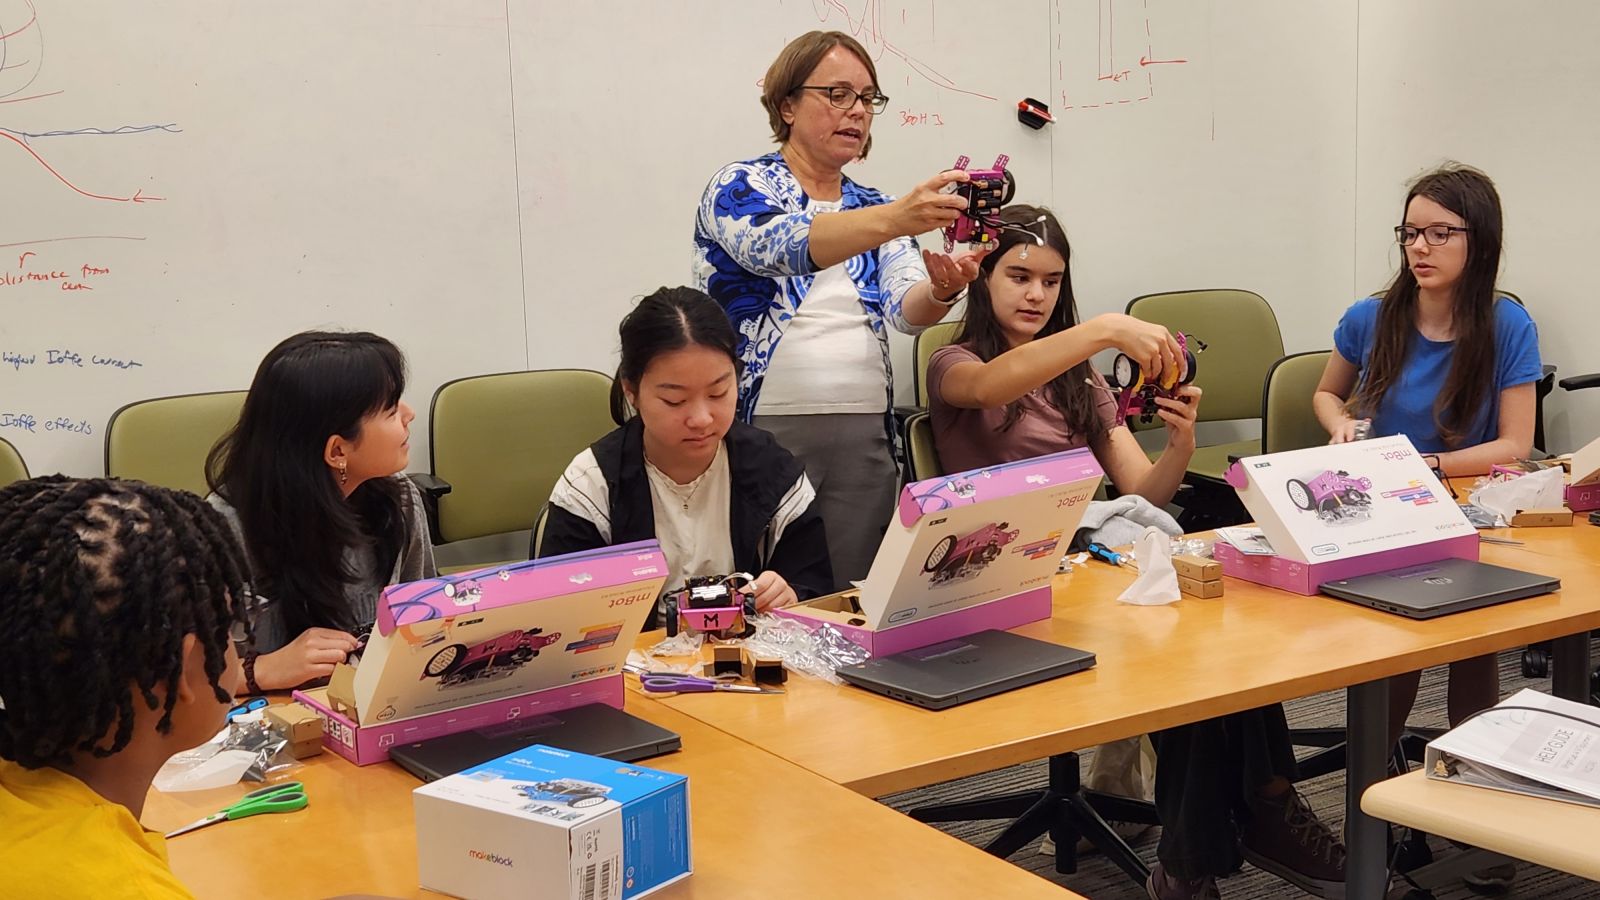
top-left (1093, 314), bottom-right (1185, 385)
top-left (252, 627), bottom-right (361, 690)
top-left (1156, 385), bottom-right (1202, 452)
top-left (889, 170), bottom-right (971, 236)
top-left (1327, 417), bottom-right (1368, 444)
top-left (922, 247), bottom-right (989, 301)
top-left (749, 570), bottom-right (798, 612)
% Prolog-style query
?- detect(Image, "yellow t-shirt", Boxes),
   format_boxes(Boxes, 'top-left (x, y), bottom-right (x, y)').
top-left (0, 759), bottom-right (196, 900)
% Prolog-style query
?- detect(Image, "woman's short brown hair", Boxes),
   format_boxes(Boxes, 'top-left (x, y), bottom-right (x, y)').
top-left (761, 30), bottom-right (879, 160)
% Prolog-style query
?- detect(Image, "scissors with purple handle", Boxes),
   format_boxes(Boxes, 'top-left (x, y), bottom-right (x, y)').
top-left (639, 673), bottom-right (781, 694)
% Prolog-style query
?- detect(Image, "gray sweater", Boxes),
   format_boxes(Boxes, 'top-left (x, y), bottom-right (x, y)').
top-left (207, 476), bottom-right (437, 653)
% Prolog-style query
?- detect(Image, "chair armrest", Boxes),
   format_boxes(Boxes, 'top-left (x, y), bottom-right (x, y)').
top-left (406, 473), bottom-right (452, 545)
top-left (1559, 373), bottom-right (1600, 392)
top-left (892, 404), bottom-right (924, 427)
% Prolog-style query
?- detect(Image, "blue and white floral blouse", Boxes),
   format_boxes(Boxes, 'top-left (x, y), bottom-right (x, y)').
top-left (692, 151), bottom-right (931, 422)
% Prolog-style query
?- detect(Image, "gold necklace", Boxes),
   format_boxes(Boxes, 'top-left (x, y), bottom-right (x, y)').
top-left (646, 456), bottom-right (713, 512)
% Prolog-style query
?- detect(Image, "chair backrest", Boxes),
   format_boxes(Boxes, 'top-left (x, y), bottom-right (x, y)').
top-left (905, 411), bottom-right (944, 482)
top-left (529, 503), bottom-right (552, 558)
top-left (1124, 289), bottom-right (1285, 426)
top-left (912, 320), bottom-right (964, 406)
top-left (0, 437), bottom-right (28, 488)
top-left (1260, 351), bottom-right (1333, 455)
top-left (105, 391), bottom-right (248, 496)
top-left (430, 369), bottom-right (614, 544)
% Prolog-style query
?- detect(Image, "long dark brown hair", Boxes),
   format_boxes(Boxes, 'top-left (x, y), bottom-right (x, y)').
top-left (958, 205), bottom-right (1106, 440)
top-left (206, 331), bottom-right (410, 638)
top-left (1351, 163), bottom-right (1503, 448)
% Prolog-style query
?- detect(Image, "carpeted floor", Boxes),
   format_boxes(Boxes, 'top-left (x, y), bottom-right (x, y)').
top-left (879, 642), bottom-right (1600, 899)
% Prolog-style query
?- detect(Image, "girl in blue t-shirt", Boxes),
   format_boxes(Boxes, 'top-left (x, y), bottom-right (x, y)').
top-left (1314, 164), bottom-right (1542, 472)
top-left (1314, 167), bottom-right (1540, 887)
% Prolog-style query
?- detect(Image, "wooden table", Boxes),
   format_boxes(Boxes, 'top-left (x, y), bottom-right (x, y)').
top-left (1362, 770), bottom-right (1600, 881)
top-left (639, 525), bottom-right (1600, 899)
top-left (144, 697), bottom-right (1085, 899)
top-left (643, 530), bottom-right (1600, 795)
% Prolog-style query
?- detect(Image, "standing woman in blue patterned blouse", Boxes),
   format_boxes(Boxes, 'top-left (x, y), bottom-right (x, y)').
top-left (693, 30), bottom-right (984, 588)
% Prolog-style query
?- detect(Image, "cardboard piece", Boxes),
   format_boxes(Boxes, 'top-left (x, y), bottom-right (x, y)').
top-left (774, 448), bottom-right (1102, 656)
top-left (1510, 508), bottom-right (1573, 528)
top-left (415, 744), bottom-right (690, 900)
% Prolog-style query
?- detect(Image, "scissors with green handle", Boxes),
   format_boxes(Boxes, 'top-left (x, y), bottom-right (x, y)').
top-left (165, 781), bottom-right (308, 838)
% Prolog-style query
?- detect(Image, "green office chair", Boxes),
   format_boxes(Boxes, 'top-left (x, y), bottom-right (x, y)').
top-left (912, 320), bottom-right (964, 407)
top-left (1124, 289), bottom-right (1285, 480)
top-left (416, 370), bottom-right (614, 565)
top-left (528, 503), bottom-right (553, 558)
top-left (0, 437), bottom-right (29, 487)
top-left (1260, 351), bottom-right (1334, 455)
top-left (904, 411), bottom-right (944, 482)
top-left (105, 391), bottom-right (248, 496)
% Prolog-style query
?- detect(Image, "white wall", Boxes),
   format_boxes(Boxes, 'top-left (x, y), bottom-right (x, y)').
top-left (1356, 0), bottom-right (1600, 453)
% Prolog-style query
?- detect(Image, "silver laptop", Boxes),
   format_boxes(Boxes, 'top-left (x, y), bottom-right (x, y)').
top-left (1319, 558), bottom-right (1559, 619)
top-left (836, 629), bottom-right (1096, 710)
top-left (388, 703), bottom-right (682, 782)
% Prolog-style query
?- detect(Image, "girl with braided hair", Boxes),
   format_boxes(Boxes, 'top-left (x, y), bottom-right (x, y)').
top-left (206, 331), bottom-right (435, 692)
top-left (0, 476), bottom-right (250, 899)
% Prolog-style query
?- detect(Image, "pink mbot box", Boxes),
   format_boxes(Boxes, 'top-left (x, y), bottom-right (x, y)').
top-left (775, 448), bottom-right (1104, 656)
top-left (1213, 535), bottom-right (1480, 596)
top-left (292, 541), bottom-right (666, 765)
top-left (293, 677), bottom-right (622, 766)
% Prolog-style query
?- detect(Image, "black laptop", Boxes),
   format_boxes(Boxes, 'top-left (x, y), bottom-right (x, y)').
top-left (388, 703), bottom-right (682, 782)
top-left (1319, 558), bottom-right (1559, 619)
top-left (835, 629), bottom-right (1096, 710)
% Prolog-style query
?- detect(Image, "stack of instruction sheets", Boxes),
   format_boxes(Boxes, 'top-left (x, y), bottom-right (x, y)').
top-left (1425, 688), bottom-right (1600, 808)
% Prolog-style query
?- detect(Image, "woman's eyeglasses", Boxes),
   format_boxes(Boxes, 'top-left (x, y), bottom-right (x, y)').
top-left (1395, 224), bottom-right (1469, 246)
top-left (793, 85), bottom-right (890, 114)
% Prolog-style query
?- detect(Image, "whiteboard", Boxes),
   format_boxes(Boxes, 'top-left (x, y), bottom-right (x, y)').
top-left (3, 0), bottom-right (1371, 478)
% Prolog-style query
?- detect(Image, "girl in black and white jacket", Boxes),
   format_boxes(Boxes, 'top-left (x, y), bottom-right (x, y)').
top-left (536, 287), bottom-right (833, 627)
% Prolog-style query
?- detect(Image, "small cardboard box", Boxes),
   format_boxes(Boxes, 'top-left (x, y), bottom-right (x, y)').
top-left (1221, 437), bottom-right (1479, 595)
top-left (774, 448), bottom-right (1103, 656)
top-left (264, 702), bottom-right (325, 759)
top-left (415, 744), bottom-right (691, 900)
top-left (294, 541), bottom-right (666, 764)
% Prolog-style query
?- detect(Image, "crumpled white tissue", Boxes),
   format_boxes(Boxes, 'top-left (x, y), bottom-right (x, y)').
top-left (1469, 466), bottom-right (1564, 523)
top-left (1116, 526), bottom-right (1181, 606)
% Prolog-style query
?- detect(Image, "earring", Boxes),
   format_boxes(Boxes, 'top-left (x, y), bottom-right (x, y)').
top-left (338, 461), bottom-right (348, 486)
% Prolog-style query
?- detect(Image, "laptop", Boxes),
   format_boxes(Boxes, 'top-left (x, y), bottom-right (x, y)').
top-left (836, 629), bottom-right (1096, 710)
top-left (388, 702), bottom-right (682, 782)
top-left (1319, 558), bottom-right (1559, 619)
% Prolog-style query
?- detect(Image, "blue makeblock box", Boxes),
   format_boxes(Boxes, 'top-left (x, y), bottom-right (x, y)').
top-left (414, 744), bottom-right (691, 899)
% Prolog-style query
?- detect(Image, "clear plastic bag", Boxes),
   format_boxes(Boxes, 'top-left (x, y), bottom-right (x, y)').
top-left (218, 714), bottom-right (299, 783)
top-left (741, 614), bottom-right (870, 685)
top-left (153, 713), bottom-right (299, 792)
